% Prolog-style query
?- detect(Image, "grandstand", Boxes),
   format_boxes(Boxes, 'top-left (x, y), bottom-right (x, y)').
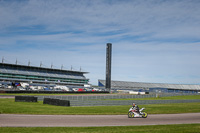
top-left (98, 80), bottom-right (200, 93)
top-left (0, 63), bottom-right (89, 88)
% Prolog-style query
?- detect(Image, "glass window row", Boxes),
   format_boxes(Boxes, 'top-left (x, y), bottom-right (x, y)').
top-left (0, 73), bottom-right (88, 84)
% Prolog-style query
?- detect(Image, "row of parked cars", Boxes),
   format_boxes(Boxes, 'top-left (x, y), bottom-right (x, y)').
top-left (0, 83), bottom-right (105, 92)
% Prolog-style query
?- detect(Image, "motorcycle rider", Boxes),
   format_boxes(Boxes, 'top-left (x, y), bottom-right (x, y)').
top-left (131, 103), bottom-right (140, 114)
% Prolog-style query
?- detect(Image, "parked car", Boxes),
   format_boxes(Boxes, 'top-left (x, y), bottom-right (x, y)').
top-left (78, 88), bottom-right (85, 92)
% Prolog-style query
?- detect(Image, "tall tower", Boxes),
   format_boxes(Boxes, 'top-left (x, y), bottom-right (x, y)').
top-left (106, 43), bottom-right (112, 92)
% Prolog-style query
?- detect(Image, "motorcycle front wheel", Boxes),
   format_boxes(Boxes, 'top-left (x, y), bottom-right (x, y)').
top-left (128, 112), bottom-right (134, 118)
top-left (142, 112), bottom-right (148, 118)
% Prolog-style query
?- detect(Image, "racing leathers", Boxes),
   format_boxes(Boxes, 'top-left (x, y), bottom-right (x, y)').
top-left (130, 105), bottom-right (140, 114)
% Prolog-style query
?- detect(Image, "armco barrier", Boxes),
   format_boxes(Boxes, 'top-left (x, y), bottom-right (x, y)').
top-left (15, 96), bottom-right (38, 102)
top-left (36, 93), bottom-right (200, 101)
top-left (70, 99), bottom-right (200, 106)
top-left (36, 93), bottom-right (200, 106)
top-left (43, 98), bottom-right (70, 106)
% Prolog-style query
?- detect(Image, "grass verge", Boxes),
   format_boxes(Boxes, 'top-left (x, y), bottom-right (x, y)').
top-left (0, 98), bottom-right (200, 115)
top-left (0, 124), bottom-right (200, 133)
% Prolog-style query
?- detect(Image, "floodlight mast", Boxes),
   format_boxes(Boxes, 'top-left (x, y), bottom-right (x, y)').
top-left (106, 43), bottom-right (112, 92)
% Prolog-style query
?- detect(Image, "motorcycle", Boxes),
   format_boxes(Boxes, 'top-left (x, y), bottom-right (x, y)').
top-left (128, 107), bottom-right (148, 118)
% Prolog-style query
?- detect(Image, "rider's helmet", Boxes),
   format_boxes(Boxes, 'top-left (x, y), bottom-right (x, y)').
top-left (132, 103), bottom-right (135, 107)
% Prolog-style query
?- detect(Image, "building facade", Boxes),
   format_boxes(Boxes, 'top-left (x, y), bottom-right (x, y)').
top-left (0, 63), bottom-right (89, 87)
top-left (98, 79), bottom-right (200, 93)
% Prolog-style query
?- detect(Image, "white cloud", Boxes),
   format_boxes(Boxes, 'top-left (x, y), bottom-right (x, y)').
top-left (0, 0), bottom-right (200, 85)
top-left (1, 0), bottom-right (200, 36)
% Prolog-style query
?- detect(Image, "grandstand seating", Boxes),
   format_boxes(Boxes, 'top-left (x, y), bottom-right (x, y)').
top-left (0, 68), bottom-right (85, 79)
top-left (0, 63), bottom-right (89, 86)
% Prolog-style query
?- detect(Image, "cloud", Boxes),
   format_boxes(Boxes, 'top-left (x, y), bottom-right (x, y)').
top-left (0, 0), bottom-right (200, 85)
top-left (1, 0), bottom-right (200, 36)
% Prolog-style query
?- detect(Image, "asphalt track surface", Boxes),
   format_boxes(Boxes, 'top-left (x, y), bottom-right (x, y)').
top-left (1, 113), bottom-right (200, 127)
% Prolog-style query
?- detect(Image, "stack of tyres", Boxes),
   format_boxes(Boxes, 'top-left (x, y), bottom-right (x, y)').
top-left (58, 100), bottom-right (70, 106)
top-left (15, 96), bottom-right (37, 102)
top-left (43, 98), bottom-right (51, 104)
top-left (43, 98), bottom-right (70, 107)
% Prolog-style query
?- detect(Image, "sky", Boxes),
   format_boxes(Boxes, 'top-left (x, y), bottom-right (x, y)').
top-left (0, 0), bottom-right (200, 85)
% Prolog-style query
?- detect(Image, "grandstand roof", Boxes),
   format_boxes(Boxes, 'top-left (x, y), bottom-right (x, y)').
top-left (0, 63), bottom-right (88, 74)
top-left (98, 80), bottom-right (200, 90)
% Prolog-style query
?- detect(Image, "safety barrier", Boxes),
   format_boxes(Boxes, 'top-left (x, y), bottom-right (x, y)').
top-left (70, 99), bottom-right (200, 106)
top-left (43, 98), bottom-right (70, 106)
top-left (35, 93), bottom-right (200, 106)
top-left (15, 96), bottom-right (38, 102)
top-left (36, 93), bottom-right (200, 101)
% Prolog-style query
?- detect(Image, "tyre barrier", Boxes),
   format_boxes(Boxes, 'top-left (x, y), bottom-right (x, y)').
top-left (43, 98), bottom-right (70, 106)
top-left (15, 96), bottom-right (38, 102)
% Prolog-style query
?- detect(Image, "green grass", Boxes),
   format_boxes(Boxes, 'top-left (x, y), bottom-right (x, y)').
top-left (0, 98), bottom-right (200, 115)
top-left (0, 124), bottom-right (200, 133)
top-left (0, 97), bottom-right (200, 132)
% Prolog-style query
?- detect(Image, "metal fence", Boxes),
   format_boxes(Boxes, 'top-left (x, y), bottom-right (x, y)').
top-left (70, 99), bottom-right (200, 106)
top-left (36, 93), bottom-right (200, 106)
top-left (36, 93), bottom-right (200, 101)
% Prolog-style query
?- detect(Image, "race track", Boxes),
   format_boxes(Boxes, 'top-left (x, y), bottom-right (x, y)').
top-left (1, 113), bottom-right (200, 127)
